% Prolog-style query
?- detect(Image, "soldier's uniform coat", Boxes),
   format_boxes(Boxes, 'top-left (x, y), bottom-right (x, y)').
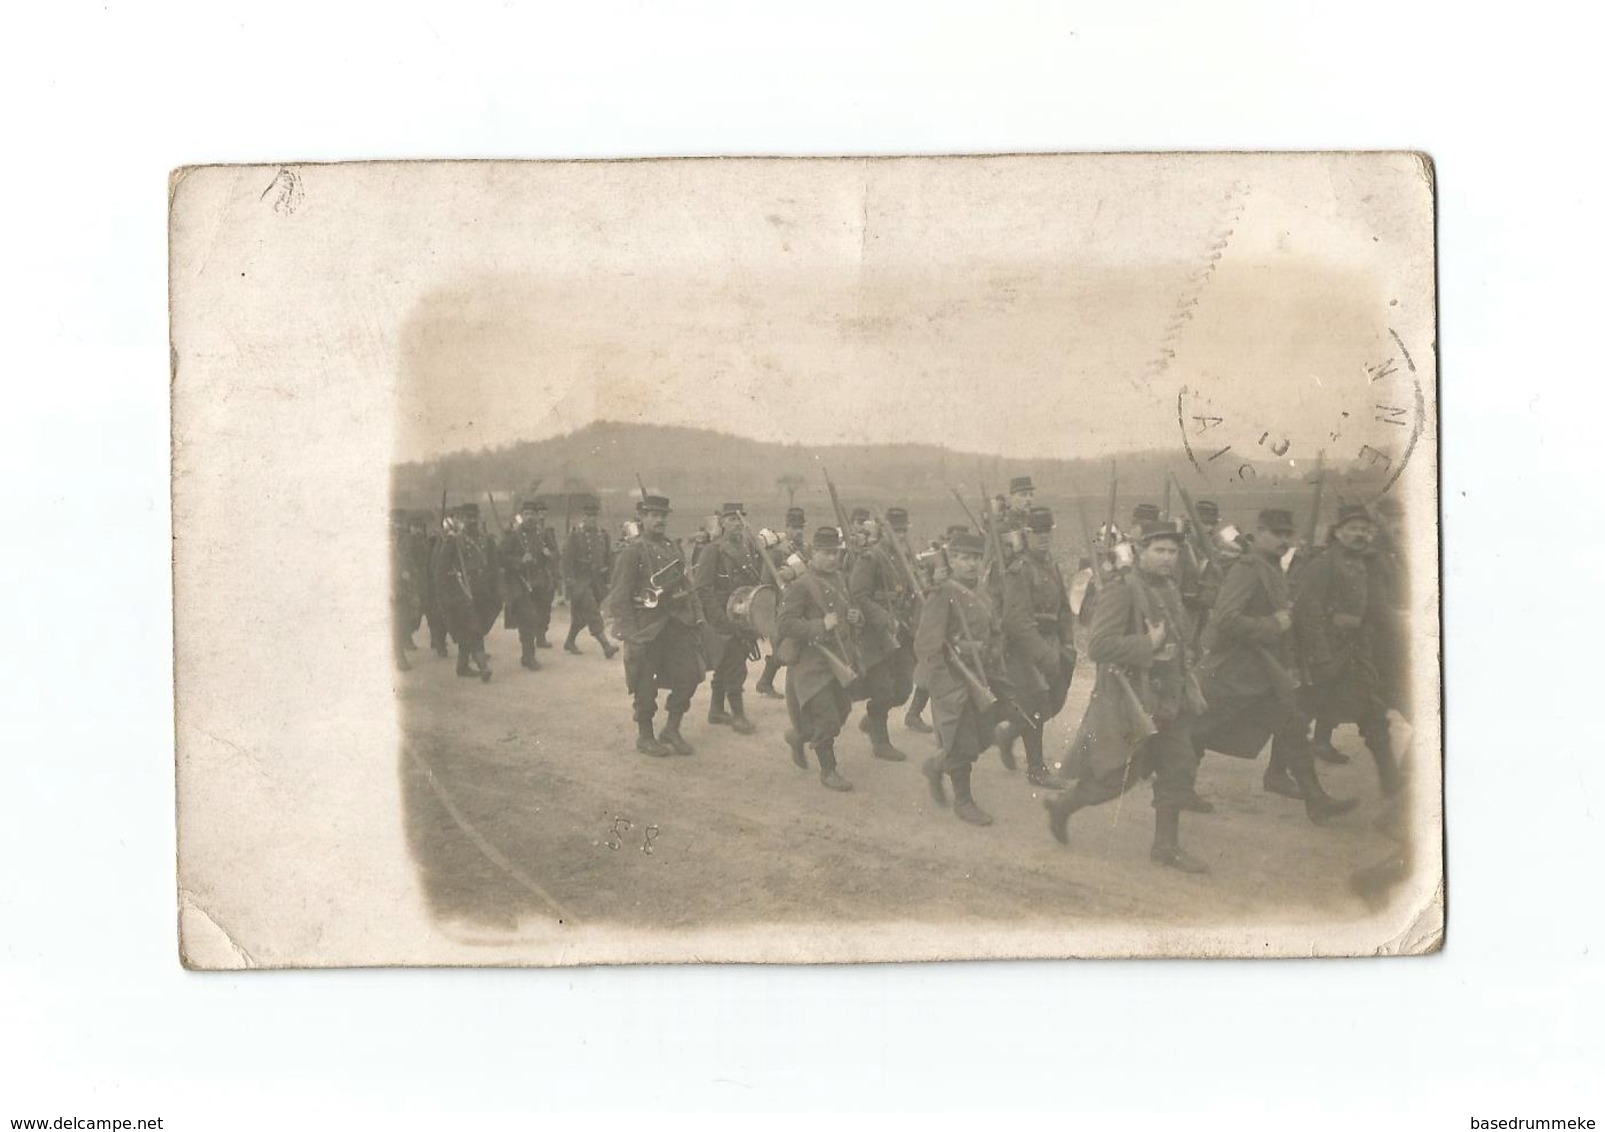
top-left (1001, 550), bottom-right (1077, 721)
top-left (604, 531), bottom-right (705, 720)
top-left (848, 539), bottom-right (917, 715)
top-left (1292, 544), bottom-right (1383, 727)
top-left (430, 530), bottom-right (497, 661)
top-left (1062, 570), bottom-right (1201, 811)
top-left (776, 567), bottom-right (861, 745)
top-left (563, 522), bottom-right (613, 638)
top-left (693, 530), bottom-right (766, 694)
top-left (500, 522), bottom-right (560, 646)
top-left (913, 576), bottom-right (1003, 772)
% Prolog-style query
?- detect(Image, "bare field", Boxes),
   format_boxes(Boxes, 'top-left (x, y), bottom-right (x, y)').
top-left (396, 611), bottom-right (1416, 948)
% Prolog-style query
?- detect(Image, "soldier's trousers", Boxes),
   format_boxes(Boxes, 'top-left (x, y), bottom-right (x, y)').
top-left (787, 680), bottom-right (851, 748)
top-left (567, 580), bottom-right (607, 643)
top-left (757, 654), bottom-right (784, 689)
top-left (624, 620), bottom-right (703, 721)
top-left (710, 634), bottom-right (752, 695)
top-left (443, 599), bottom-right (486, 665)
top-left (1067, 716), bottom-right (1198, 812)
top-left (861, 647), bottom-right (915, 720)
top-left (426, 600), bottom-right (449, 652)
top-left (938, 700), bottom-right (998, 774)
top-left (1304, 661), bottom-right (1390, 755)
top-left (509, 589), bottom-right (555, 657)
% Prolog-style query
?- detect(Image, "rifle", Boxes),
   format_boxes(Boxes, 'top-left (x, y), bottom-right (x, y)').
top-left (823, 468), bottom-right (852, 534)
top-left (948, 485), bottom-right (983, 533)
top-left (1303, 450), bottom-right (1326, 552)
top-left (1162, 476), bottom-right (1172, 522)
top-left (978, 478), bottom-right (1008, 599)
top-left (635, 472), bottom-right (649, 501)
top-left (1105, 459), bottom-right (1119, 537)
top-left (485, 490), bottom-right (506, 536)
top-left (1072, 490), bottom-right (1158, 737)
top-left (870, 504), bottom-right (929, 603)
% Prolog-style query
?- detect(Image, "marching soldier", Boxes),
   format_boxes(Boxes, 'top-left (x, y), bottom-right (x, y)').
top-left (902, 527), bottom-right (964, 735)
top-left (777, 526), bottom-right (863, 792)
top-left (500, 499), bottom-right (560, 670)
top-left (914, 530), bottom-right (1005, 826)
top-left (430, 503), bottom-right (495, 682)
top-left (1178, 498), bottom-right (1224, 637)
top-left (849, 506), bottom-right (919, 762)
top-left (693, 502), bottom-right (764, 735)
top-left (390, 509), bottom-right (422, 671)
top-left (1366, 495), bottom-right (1412, 723)
top-left (562, 500), bottom-right (620, 659)
top-left (842, 506), bottom-right (873, 578)
top-left (1001, 506), bottom-right (1076, 789)
top-left (1293, 504), bottom-right (1402, 796)
top-left (753, 506), bottom-right (808, 699)
top-left (605, 494), bottom-right (705, 757)
top-left (1046, 520), bottom-right (1209, 873)
top-left (1191, 509), bottom-right (1358, 823)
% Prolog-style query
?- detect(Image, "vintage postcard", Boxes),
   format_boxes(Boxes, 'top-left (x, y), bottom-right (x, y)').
top-left (171, 153), bottom-right (1440, 966)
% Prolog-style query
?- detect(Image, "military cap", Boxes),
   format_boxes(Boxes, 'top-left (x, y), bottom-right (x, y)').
top-left (721, 502), bottom-right (746, 516)
top-left (1009, 476), bottom-right (1034, 494)
top-left (948, 530), bottom-right (988, 555)
top-left (639, 494), bottom-right (672, 514)
top-left (1195, 499), bottom-right (1220, 522)
top-left (785, 507), bottom-right (806, 526)
top-left (1335, 504), bottom-right (1373, 528)
top-left (519, 498), bottom-right (546, 514)
top-left (580, 498), bottom-right (601, 515)
top-left (1257, 508), bottom-right (1296, 533)
top-left (885, 506), bottom-right (910, 530)
top-left (1136, 519), bottom-right (1184, 544)
top-left (812, 525), bottom-right (844, 549)
top-left (1027, 506), bottom-right (1055, 533)
top-left (945, 524), bottom-right (971, 537)
top-left (849, 507), bottom-right (871, 524)
top-left (455, 501), bottom-right (480, 516)
top-left (1131, 503), bottom-right (1161, 524)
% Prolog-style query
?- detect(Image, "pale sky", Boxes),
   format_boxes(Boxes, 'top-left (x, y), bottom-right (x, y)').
top-left (182, 154), bottom-right (1435, 470)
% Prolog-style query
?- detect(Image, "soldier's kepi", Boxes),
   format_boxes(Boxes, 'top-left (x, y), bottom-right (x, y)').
top-left (777, 525), bottom-right (864, 792)
top-left (500, 498), bottom-right (560, 669)
top-left (1048, 519), bottom-right (1211, 873)
top-left (692, 501), bottom-right (765, 735)
top-left (604, 494), bottom-right (705, 758)
top-left (914, 529), bottom-right (1005, 826)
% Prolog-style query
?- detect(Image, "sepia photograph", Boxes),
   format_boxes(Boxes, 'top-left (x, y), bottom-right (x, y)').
top-left (171, 152), bottom-right (1439, 966)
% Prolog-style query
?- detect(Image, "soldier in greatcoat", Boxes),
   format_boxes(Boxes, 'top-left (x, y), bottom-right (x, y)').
top-left (1191, 509), bottom-right (1358, 823)
top-left (914, 530), bottom-right (1005, 826)
top-left (849, 505), bottom-right (919, 762)
top-left (1045, 520), bottom-right (1209, 873)
top-left (1293, 504), bottom-right (1402, 796)
top-left (776, 526), bottom-right (864, 792)
top-left (1001, 506), bottom-right (1076, 789)
top-left (500, 499), bottom-right (561, 670)
top-left (692, 502), bottom-right (764, 735)
top-left (562, 500), bottom-right (620, 659)
top-left (430, 503), bottom-right (495, 682)
top-left (604, 494), bottom-right (705, 757)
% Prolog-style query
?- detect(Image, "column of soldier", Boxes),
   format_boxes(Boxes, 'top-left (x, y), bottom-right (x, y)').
top-left (391, 474), bottom-right (1411, 876)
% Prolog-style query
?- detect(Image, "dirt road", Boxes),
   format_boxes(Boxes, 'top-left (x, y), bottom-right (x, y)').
top-left (396, 617), bottom-right (1417, 950)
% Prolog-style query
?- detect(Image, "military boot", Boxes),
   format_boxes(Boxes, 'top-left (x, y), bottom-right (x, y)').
top-left (707, 688), bottom-right (732, 726)
top-left (535, 633), bottom-right (553, 650)
top-left (1262, 745), bottom-right (1303, 799)
top-left (475, 650), bottom-right (493, 683)
top-left (754, 658), bottom-right (784, 699)
top-left (661, 712), bottom-right (695, 756)
top-left (1365, 723), bottom-right (1404, 797)
top-left (816, 743), bottom-right (853, 792)
top-left (636, 718), bottom-right (671, 758)
top-left (950, 766), bottom-right (993, 826)
top-left (920, 756), bottom-right (948, 807)
top-left (1023, 728), bottom-right (1068, 790)
top-left (784, 729), bottom-right (809, 769)
top-left (592, 628), bottom-right (618, 660)
top-left (860, 711), bottom-right (907, 761)
top-left (519, 632), bottom-right (540, 670)
top-left (1290, 755), bottom-right (1359, 825)
top-left (1044, 791), bottom-right (1082, 845)
top-left (456, 646), bottom-right (474, 677)
top-left (993, 720), bottom-right (1019, 772)
top-left (727, 691), bottom-right (757, 735)
top-left (563, 631), bottom-right (582, 655)
top-left (1149, 808), bottom-right (1208, 873)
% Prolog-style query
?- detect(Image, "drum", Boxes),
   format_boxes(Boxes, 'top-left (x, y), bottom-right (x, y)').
top-left (727, 584), bottom-right (779, 640)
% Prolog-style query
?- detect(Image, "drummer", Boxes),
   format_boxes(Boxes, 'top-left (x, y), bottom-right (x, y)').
top-left (692, 501), bottom-right (767, 736)
top-left (754, 507), bottom-right (809, 699)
